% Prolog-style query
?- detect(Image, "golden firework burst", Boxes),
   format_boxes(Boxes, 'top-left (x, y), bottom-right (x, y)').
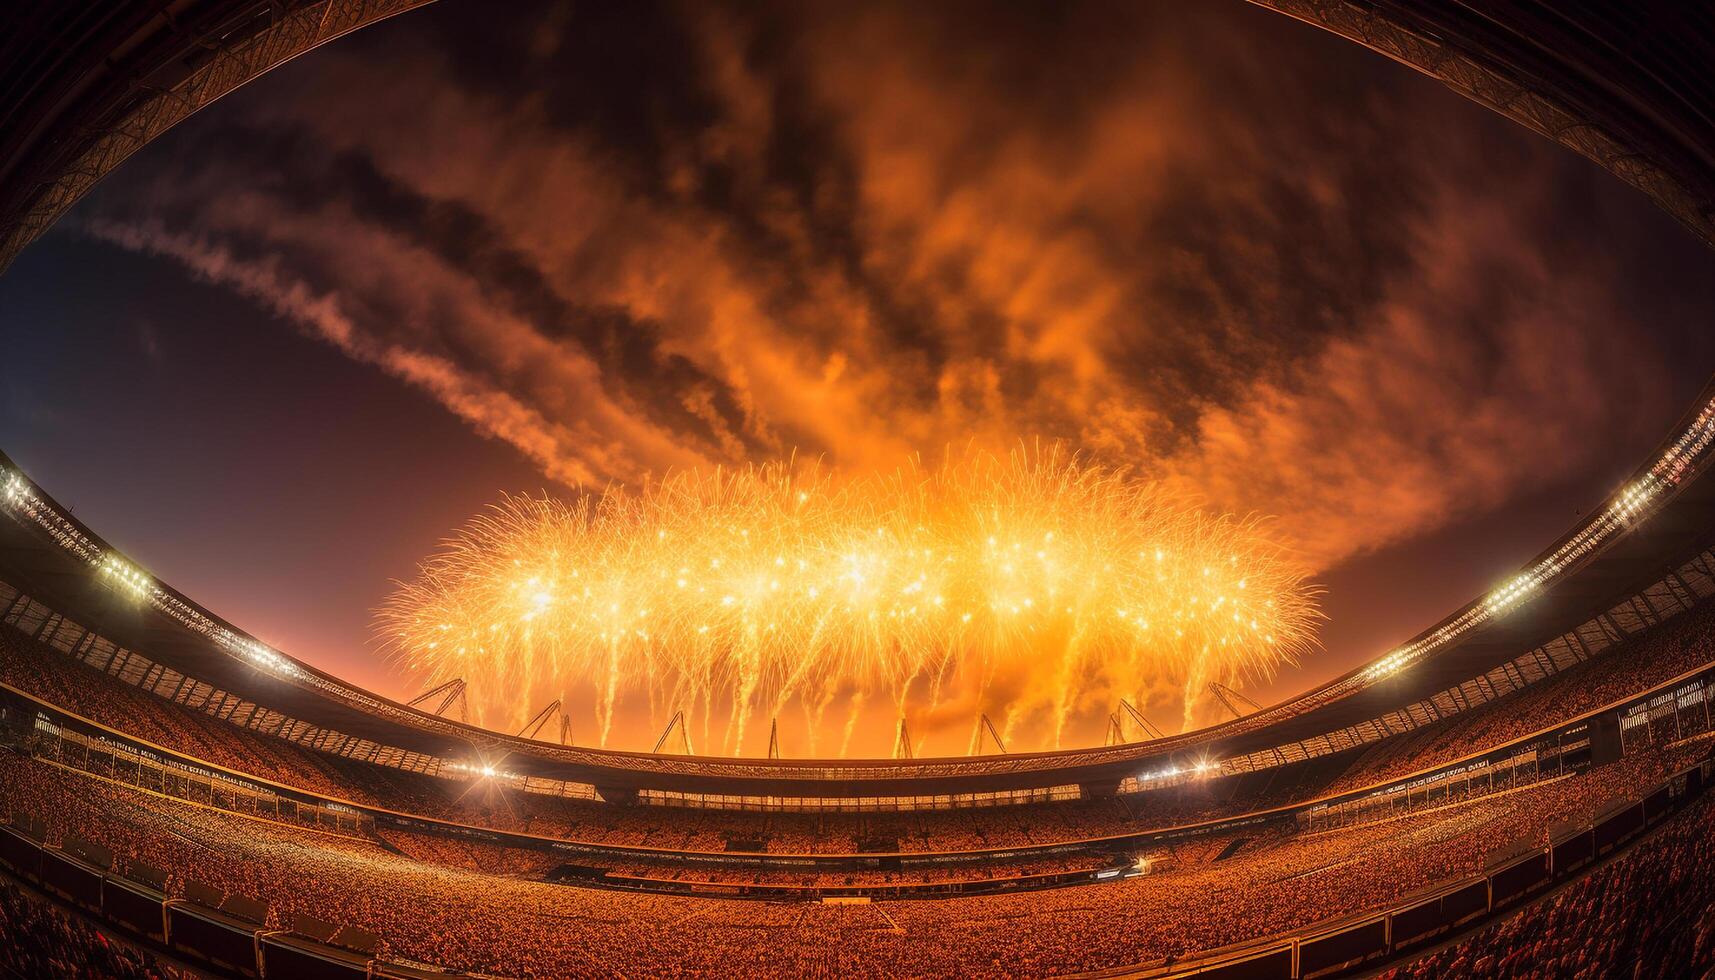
top-left (378, 445), bottom-right (1320, 755)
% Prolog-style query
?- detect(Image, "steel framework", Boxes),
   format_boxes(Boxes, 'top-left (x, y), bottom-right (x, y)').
top-left (1211, 683), bottom-right (1263, 721)
top-left (651, 711), bottom-right (694, 756)
top-left (404, 678), bottom-right (466, 723)
top-left (517, 699), bottom-right (563, 742)
top-left (1119, 699), bottom-right (1165, 740)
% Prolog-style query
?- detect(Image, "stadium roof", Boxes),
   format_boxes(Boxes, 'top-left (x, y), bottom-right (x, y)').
top-left (0, 0), bottom-right (432, 273)
top-left (1254, 0), bottom-right (1715, 248)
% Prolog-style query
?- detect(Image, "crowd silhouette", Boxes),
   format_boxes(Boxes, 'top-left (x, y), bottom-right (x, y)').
top-left (0, 880), bottom-right (183, 979)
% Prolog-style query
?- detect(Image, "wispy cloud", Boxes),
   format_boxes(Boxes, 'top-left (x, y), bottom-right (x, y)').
top-left (83, 0), bottom-right (1692, 581)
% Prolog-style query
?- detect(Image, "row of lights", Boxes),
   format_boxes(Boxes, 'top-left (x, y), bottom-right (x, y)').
top-left (2, 464), bottom-right (304, 684)
top-left (1360, 456), bottom-right (1704, 688)
top-left (446, 760), bottom-right (512, 779)
top-left (1132, 757), bottom-right (1219, 784)
top-left (227, 634), bottom-right (300, 678)
top-left (1199, 395), bottom-right (1715, 776)
top-left (100, 555), bottom-right (153, 596)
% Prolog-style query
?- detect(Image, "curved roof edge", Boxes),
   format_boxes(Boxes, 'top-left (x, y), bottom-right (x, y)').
top-left (0, 0), bottom-right (436, 273)
top-left (1250, 0), bottom-right (1715, 248)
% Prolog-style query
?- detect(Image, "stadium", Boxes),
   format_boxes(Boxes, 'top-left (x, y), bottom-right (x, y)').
top-left (3, 1), bottom-right (1715, 978)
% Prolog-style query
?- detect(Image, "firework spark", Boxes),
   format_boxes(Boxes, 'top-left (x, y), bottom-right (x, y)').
top-left (378, 446), bottom-right (1320, 755)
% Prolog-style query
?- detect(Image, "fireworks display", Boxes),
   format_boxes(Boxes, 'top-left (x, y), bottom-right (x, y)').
top-left (378, 446), bottom-right (1320, 756)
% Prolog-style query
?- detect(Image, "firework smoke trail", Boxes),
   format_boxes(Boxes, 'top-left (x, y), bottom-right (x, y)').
top-left (378, 445), bottom-right (1321, 755)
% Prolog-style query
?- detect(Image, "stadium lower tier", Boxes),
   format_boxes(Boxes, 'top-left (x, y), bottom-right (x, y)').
top-left (2, 741), bottom-right (1710, 978)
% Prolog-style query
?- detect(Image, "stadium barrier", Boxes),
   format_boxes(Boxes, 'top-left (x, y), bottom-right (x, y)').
top-left (1297, 917), bottom-right (1388, 977)
top-left (549, 858), bottom-right (1137, 901)
top-left (258, 932), bottom-right (371, 980)
top-left (1487, 847), bottom-right (1551, 910)
top-left (1549, 827), bottom-right (1595, 876)
top-left (1384, 877), bottom-right (1488, 952)
top-left (1593, 800), bottom-right (1644, 855)
top-left (102, 874), bottom-right (168, 941)
top-left (166, 899), bottom-right (263, 976)
top-left (0, 824), bottom-right (41, 881)
top-left (1164, 944), bottom-right (1294, 979)
top-left (40, 846), bottom-right (103, 911)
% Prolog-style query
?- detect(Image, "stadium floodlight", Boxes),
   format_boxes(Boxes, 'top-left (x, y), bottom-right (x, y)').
top-left (1363, 650), bottom-right (1411, 682)
top-left (448, 760), bottom-right (514, 780)
top-left (1611, 480), bottom-right (1655, 521)
top-left (232, 637), bottom-right (299, 678)
top-left (100, 555), bottom-right (153, 597)
top-left (1485, 574), bottom-right (1539, 615)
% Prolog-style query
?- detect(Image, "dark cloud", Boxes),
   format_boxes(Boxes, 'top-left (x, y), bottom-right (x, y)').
top-left (81, 0), bottom-right (1715, 576)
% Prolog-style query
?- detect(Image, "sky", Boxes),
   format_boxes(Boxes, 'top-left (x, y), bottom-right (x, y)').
top-left (3, 0), bottom-right (1714, 756)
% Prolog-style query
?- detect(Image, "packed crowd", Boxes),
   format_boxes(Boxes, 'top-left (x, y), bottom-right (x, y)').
top-left (0, 880), bottom-right (185, 979)
top-left (1, 735), bottom-right (1703, 977)
top-left (338, 760), bottom-right (1247, 855)
top-left (375, 827), bottom-right (561, 877)
top-left (1381, 783), bottom-right (1715, 979)
top-left (593, 852), bottom-right (1117, 889)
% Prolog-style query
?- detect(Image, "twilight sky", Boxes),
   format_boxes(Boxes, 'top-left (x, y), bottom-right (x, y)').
top-left (3, 0), bottom-right (1714, 755)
